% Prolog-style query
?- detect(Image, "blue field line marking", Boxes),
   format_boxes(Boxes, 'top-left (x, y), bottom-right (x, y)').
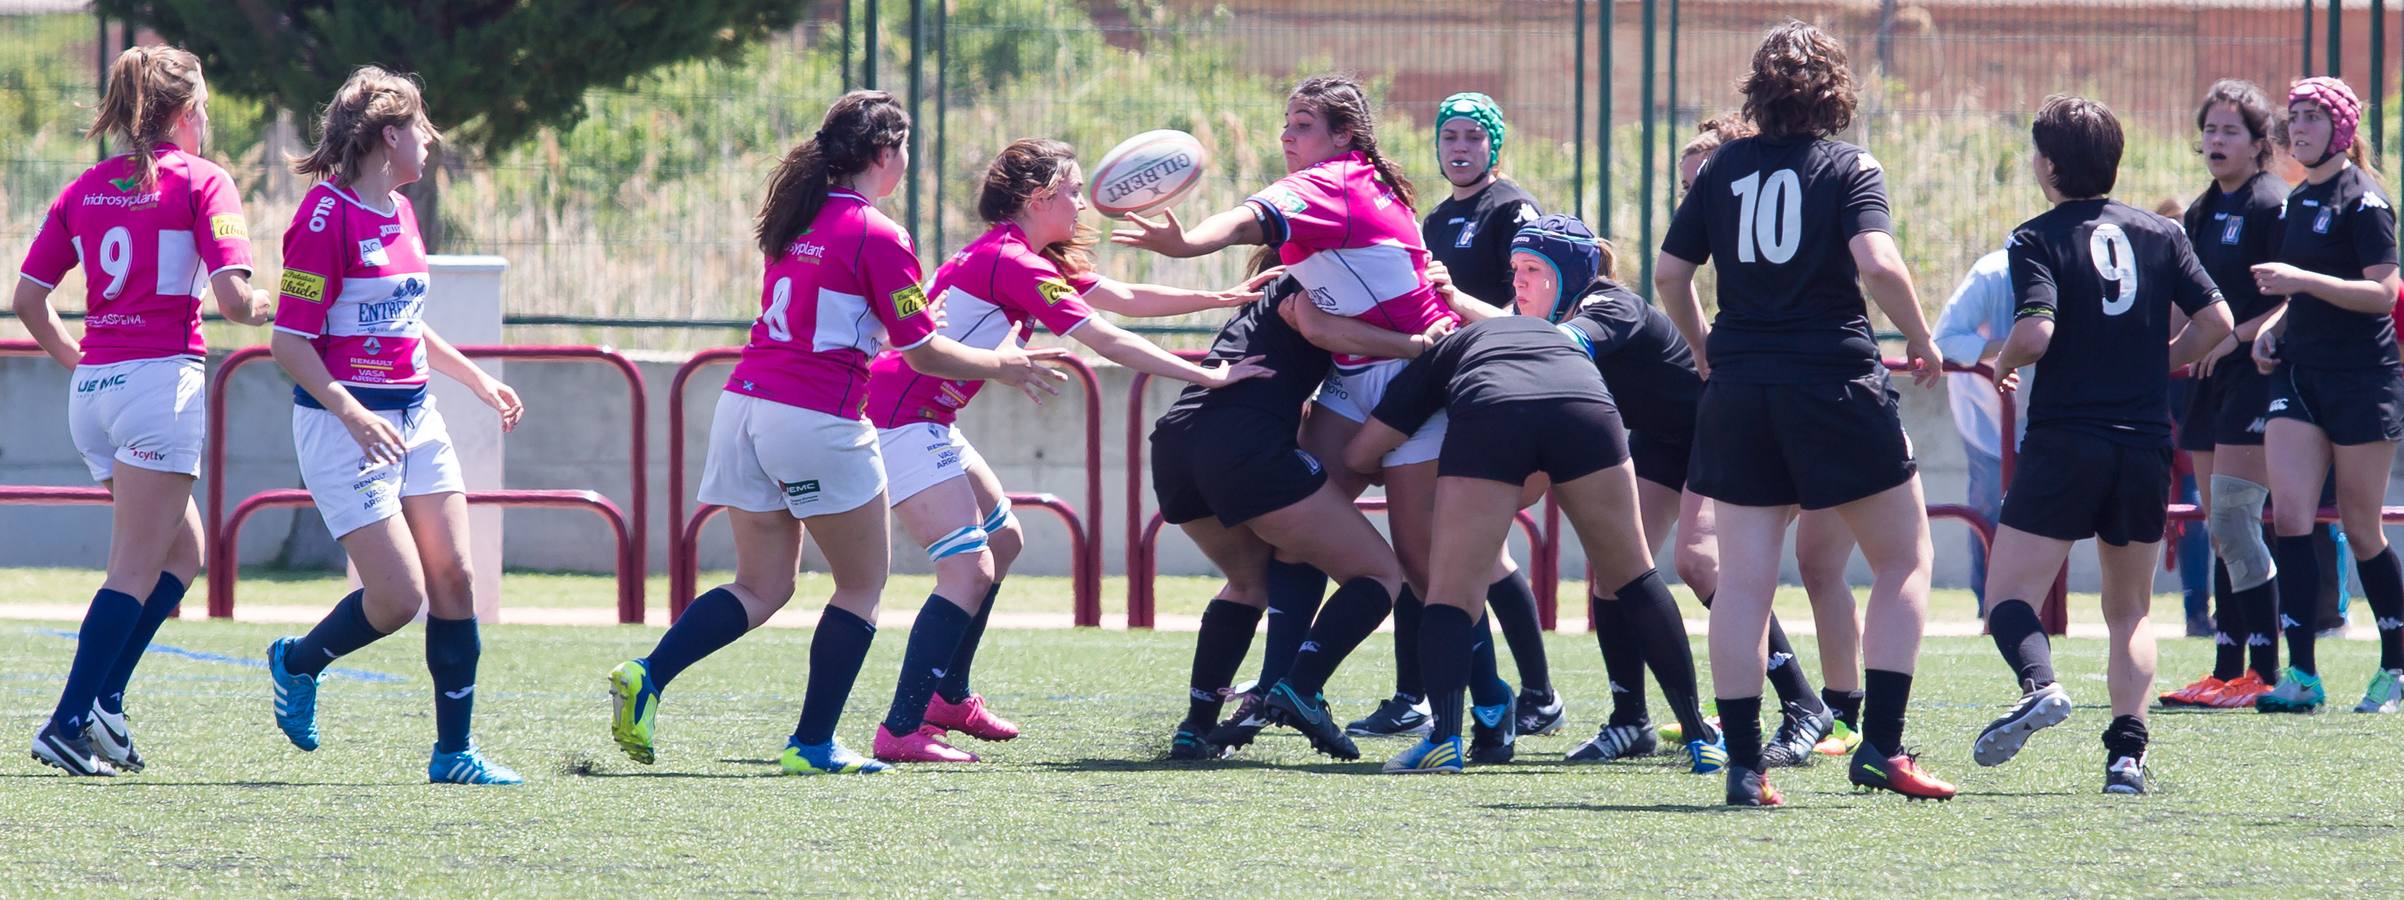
top-left (32, 628), bottom-right (407, 684)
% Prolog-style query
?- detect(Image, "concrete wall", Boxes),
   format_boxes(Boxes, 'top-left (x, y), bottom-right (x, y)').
top-left (5, 349), bottom-right (2399, 592)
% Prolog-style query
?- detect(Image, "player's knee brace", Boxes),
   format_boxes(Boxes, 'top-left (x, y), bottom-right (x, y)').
top-left (2208, 474), bottom-right (2277, 590)
top-left (981, 497), bottom-right (1016, 535)
top-left (926, 524), bottom-right (990, 562)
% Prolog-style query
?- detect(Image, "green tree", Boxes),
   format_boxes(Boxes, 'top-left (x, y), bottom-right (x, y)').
top-left (96, 0), bottom-right (817, 248)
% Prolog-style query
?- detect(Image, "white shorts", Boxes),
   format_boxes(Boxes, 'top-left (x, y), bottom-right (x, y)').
top-left (1314, 357), bottom-right (1448, 467)
top-left (293, 400), bottom-right (466, 539)
top-left (878, 422), bottom-right (989, 505)
top-left (67, 357), bottom-right (207, 482)
top-left (696, 392), bottom-right (885, 518)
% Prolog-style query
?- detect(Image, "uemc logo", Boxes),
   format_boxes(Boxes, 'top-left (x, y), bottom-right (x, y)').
top-left (1099, 152), bottom-right (1195, 205)
top-left (75, 373), bottom-right (128, 393)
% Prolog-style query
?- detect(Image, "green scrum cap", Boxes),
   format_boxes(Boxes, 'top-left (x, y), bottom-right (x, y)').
top-left (1436, 91), bottom-right (1507, 169)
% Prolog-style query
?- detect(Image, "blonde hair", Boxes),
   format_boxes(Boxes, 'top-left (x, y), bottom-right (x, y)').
top-left (87, 45), bottom-right (204, 191)
top-left (291, 66), bottom-right (438, 185)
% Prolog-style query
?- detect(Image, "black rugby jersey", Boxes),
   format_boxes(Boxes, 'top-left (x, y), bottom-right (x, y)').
top-left (1422, 179), bottom-right (1541, 309)
top-left (2182, 171), bottom-right (2288, 324)
top-left (2275, 165), bottom-right (2400, 370)
top-left (1563, 280), bottom-right (1701, 441)
top-left (1370, 316), bottom-right (1609, 434)
top-left (2009, 198), bottom-right (2221, 446)
top-left (1158, 277), bottom-right (1332, 428)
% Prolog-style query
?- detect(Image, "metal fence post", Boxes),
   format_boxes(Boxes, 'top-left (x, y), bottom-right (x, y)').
top-left (841, 0), bottom-right (855, 89)
top-left (1600, 0), bottom-right (1614, 238)
top-left (864, 0), bottom-right (879, 90)
top-left (907, 0), bottom-right (923, 242)
top-left (2330, 0), bottom-right (2344, 80)
top-left (1639, 0), bottom-right (1656, 298)
top-left (1575, 0), bottom-right (1587, 220)
top-left (933, 0), bottom-right (949, 259)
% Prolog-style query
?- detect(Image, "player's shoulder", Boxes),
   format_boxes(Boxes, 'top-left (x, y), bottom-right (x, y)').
top-left (2339, 166), bottom-right (2392, 211)
top-left (2240, 171), bottom-right (2290, 210)
top-left (165, 149), bottom-right (234, 186)
top-left (1482, 179), bottom-right (1540, 214)
top-left (1806, 137), bottom-right (1882, 176)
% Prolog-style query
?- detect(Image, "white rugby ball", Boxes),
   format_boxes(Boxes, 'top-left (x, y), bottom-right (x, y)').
top-left (1088, 129), bottom-right (1209, 219)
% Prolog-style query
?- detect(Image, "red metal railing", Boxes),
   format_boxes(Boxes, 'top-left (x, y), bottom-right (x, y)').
top-left (218, 488), bottom-right (638, 620)
top-left (1129, 497), bottom-right (1545, 628)
top-left (205, 345), bottom-right (648, 620)
top-left (0, 342), bottom-right (164, 611)
top-left (665, 349), bottom-right (1104, 623)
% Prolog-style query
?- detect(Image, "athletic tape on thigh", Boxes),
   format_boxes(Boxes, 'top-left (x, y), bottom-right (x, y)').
top-left (927, 524), bottom-right (990, 561)
top-left (2208, 474), bottom-right (2277, 590)
top-left (982, 497), bottom-right (1016, 533)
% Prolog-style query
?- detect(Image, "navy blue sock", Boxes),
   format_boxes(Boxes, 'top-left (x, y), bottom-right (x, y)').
top-left (1187, 600), bottom-right (1262, 730)
top-left (644, 587), bottom-right (751, 689)
top-left (290, 589), bottom-right (391, 678)
top-left (52, 588), bottom-right (142, 733)
top-left (425, 616), bottom-right (480, 754)
top-left (1417, 603), bottom-right (1474, 741)
top-left (882, 596), bottom-right (973, 734)
top-left (793, 606), bottom-right (876, 746)
top-left (96, 572), bottom-right (186, 715)
top-left (1486, 571), bottom-right (1551, 694)
top-left (2274, 534), bottom-right (2320, 675)
top-left (1255, 559), bottom-right (1327, 689)
top-left (936, 582), bottom-right (1000, 703)
top-left (1391, 586), bottom-right (1425, 700)
top-left (1283, 577), bottom-right (1395, 694)
top-left (1469, 614), bottom-right (1510, 707)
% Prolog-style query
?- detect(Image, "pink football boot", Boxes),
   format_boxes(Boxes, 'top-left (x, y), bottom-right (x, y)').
top-left (873, 723), bottom-right (979, 763)
top-left (925, 693), bottom-right (1022, 742)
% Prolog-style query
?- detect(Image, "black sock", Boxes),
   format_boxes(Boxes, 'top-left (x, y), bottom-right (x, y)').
top-left (644, 587), bottom-right (751, 689)
top-left (1616, 570), bottom-right (1712, 743)
top-left (2242, 569), bottom-right (2282, 682)
top-left (1822, 688), bottom-right (1864, 730)
top-left (1591, 596), bottom-right (1651, 727)
top-left (1282, 577), bottom-right (1394, 694)
top-left (1719, 695), bottom-right (1764, 771)
top-left (96, 572), bottom-right (186, 715)
top-left (1486, 571), bottom-right (1551, 695)
top-left (1186, 600), bottom-right (1261, 729)
top-left (2210, 560), bottom-right (2245, 681)
top-left (937, 582), bottom-right (999, 703)
top-left (2356, 546), bottom-right (2404, 671)
top-left (1763, 613), bottom-right (1822, 711)
top-left (1862, 669), bottom-right (1914, 754)
top-left (1469, 615), bottom-right (1511, 708)
top-left (2274, 534), bottom-right (2320, 675)
top-left (290, 589), bottom-right (391, 678)
top-left (2101, 714), bottom-right (2149, 761)
top-left (1987, 599), bottom-right (2056, 689)
top-left (1418, 604), bottom-right (1474, 741)
top-left (1256, 560), bottom-right (1328, 689)
top-left (792, 607), bottom-right (875, 746)
top-left (424, 616), bottom-right (479, 754)
top-left (881, 596), bottom-right (973, 735)
top-left (51, 588), bottom-right (141, 734)
top-left (1391, 585), bottom-right (1425, 700)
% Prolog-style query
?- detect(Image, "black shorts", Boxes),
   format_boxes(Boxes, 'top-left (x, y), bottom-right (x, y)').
top-left (2265, 365), bottom-right (2404, 446)
top-left (1437, 398), bottom-right (1629, 485)
top-left (1150, 409), bottom-right (1326, 527)
top-left (1688, 372), bottom-right (1916, 510)
top-left (2177, 365), bottom-right (2272, 451)
top-left (1998, 429), bottom-right (2171, 546)
top-left (1628, 430), bottom-right (1692, 491)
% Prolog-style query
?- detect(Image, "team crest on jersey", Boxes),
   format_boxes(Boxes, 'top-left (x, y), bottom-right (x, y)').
top-left (1454, 221), bottom-right (1478, 248)
top-left (2220, 217), bottom-right (2243, 245)
top-left (2313, 207), bottom-right (2335, 234)
top-left (358, 238), bottom-right (390, 267)
top-left (281, 269), bottom-right (328, 304)
top-left (891, 284), bottom-right (929, 318)
top-left (1037, 278), bottom-right (1076, 307)
top-left (211, 214), bottom-right (248, 240)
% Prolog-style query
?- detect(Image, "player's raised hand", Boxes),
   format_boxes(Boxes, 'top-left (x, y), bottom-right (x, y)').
top-left (1209, 266), bottom-right (1285, 307)
top-left (1194, 354), bottom-right (1273, 389)
top-left (996, 346), bottom-right (1073, 403)
top-left (1110, 210), bottom-right (1192, 257)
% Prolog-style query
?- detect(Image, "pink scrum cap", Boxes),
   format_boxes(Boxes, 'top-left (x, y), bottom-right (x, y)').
top-left (2288, 75), bottom-right (2361, 164)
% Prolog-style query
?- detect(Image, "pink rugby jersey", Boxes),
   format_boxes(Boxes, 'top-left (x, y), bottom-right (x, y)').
top-left (273, 184), bottom-right (433, 405)
top-left (862, 221), bottom-right (1099, 427)
top-left (725, 188), bottom-right (940, 419)
top-left (1245, 151), bottom-right (1453, 363)
top-left (17, 145), bottom-right (253, 365)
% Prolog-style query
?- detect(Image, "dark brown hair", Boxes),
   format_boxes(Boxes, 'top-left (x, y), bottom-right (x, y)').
top-left (2196, 79), bottom-right (2276, 170)
top-left (757, 90), bottom-right (910, 259)
top-left (1290, 74), bottom-right (1416, 210)
top-left (87, 45), bottom-right (203, 191)
top-left (1681, 113), bottom-right (1757, 160)
top-left (978, 138), bottom-right (1096, 277)
top-left (291, 66), bottom-right (438, 186)
top-left (1739, 21), bottom-right (1857, 140)
top-left (2032, 94), bottom-right (2122, 199)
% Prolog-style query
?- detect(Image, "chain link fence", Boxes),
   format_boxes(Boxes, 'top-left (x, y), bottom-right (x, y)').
top-left (4, 1), bottom-right (2399, 351)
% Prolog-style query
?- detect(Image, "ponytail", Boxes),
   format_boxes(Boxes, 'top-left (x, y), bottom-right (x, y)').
top-left (1289, 74), bottom-right (1416, 211)
top-left (291, 66), bottom-right (437, 187)
top-left (757, 90), bottom-right (910, 260)
top-left (1596, 237), bottom-right (1620, 282)
top-left (87, 45), bottom-right (203, 192)
top-left (2348, 140), bottom-right (2386, 193)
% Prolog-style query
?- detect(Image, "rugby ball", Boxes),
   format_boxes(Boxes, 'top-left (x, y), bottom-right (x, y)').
top-left (1088, 129), bottom-right (1209, 219)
